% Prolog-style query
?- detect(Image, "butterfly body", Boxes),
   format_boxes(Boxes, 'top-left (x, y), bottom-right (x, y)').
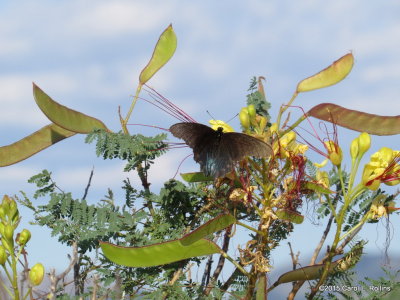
top-left (170, 122), bottom-right (272, 178)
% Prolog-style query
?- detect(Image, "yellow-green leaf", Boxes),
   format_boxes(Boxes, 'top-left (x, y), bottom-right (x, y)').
top-left (307, 103), bottom-right (400, 136)
top-left (297, 53), bottom-right (354, 92)
top-left (180, 172), bottom-right (213, 182)
top-left (180, 214), bottom-right (235, 246)
top-left (100, 238), bottom-right (220, 267)
top-left (0, 123), bottom-right (75, 167)
top-left (33, 83), bottom-right (108, 133)
top-left (139, 24), bottom-right (177, 84)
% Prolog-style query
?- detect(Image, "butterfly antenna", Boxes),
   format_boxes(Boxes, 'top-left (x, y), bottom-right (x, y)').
top-left (206, 110), bottom-right (217, 121)
top-left (226, 113), bottom-right (239, 123)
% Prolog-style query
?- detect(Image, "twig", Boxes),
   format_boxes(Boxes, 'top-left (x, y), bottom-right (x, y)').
top-left (287, 214), bottom-right (334, 300)
top-left (48, 242), bottom-right (78, 300)
top-left (311, 214), bottom-right (334, 264)
top-left (200, 255), bottom-right (213, 293)
top-left (204, 225), bottom-right (232, 296)
top-left (82, 168), bottom-right (94, 200)
top-left (288, 242), bottom-right (300, 270)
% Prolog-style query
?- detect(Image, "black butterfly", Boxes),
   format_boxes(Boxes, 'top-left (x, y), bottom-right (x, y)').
top-left (169, 122), bottom-right (272, 178)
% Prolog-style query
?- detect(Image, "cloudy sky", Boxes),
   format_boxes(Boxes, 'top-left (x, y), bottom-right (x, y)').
top-left (1, 0), bottom-right (399, 287)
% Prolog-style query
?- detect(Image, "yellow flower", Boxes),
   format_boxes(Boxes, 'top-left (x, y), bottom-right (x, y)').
top-left (362, 147), bottom-right (400, 190)
top-left (316, 170), bottom-right (330, 188)
top-left (209, 120), bottom-right (235, 132)
top-left (368, 195), bottom-right (388, 220)
top-left (229, 186), bottom-right (257, 203)
top-left (293, 143), bottom-right (308, 155)
top-left (274, 131), bottom-right (296, 158)
top-left (324, 140), bottom-right (343, 166)
top-left (314, 159), bottom-right (328, 168)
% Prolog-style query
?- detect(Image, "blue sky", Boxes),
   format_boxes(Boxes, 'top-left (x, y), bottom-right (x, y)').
top-left (1, 0), bottom-right (400, 289)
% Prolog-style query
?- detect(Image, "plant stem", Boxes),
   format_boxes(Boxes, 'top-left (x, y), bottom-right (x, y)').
top-left (277, 91), bottom-right (299, 130)
top-left (122, 84), bottom-right (143, 134)
top-left (11, 251), bottom-right (20, 300)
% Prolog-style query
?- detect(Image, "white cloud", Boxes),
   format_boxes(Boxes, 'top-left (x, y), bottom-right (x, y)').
top-left (68, 1), bottom-right (173, 38)
top-left (0, 165), bottom-right (38, 181)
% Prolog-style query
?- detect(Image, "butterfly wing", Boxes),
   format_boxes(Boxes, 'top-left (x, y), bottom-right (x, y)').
top-left (221, 132), bottom-right (273, 162)
top-left (169, 123), bottom-right (215, 149)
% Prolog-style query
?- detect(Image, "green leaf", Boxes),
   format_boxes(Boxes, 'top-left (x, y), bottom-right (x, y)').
top-left (304, 181), bottom-right (333, 194)
top-left (297, 53), bottom-right (354, 92)
top-left (100, 238), bottom-right (220, 267)
top-left (180, 172), bottom-right (213, 182)
top-left (0, 123), bottom-right (75, 167)
top-left (180, 214), bottom-right (236, 246)
top-left (307, 103), bottom-right (400, 136)
top-left (139, 24), bottom-right (177, 84)
top-left (275, 209), bottom-right (304, 224)
top-left (276, 261), bottom-right (339, 284)
top-left (33, 83), bottom-right (109, 133)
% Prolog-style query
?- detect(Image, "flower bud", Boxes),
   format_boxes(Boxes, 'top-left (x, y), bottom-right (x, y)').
top-left (357, 132), bottom-right (371, 157)
top-left (269, 123), bottom-right (278, 134)
top-left (1, 237), bottom-right (12, 252)
top-left (4, 224), bottom-right (14, 242)
top-left (0, 206), bottom-right (5, 220)
top-left (1, 195), bottom-right (11, 215)
top-left (0, 245), bottom-right (6, 265)
top-left (259, 116), bottom-right (267, 132)
top-left (247, 104), bottom-right (256, 119)
top-left (350, 137), bottom-right (359, 160)
top-left (0, 222), bottom-right (4, 236)
top-left (16, 229), bottom-right (31, 246)
top-left (29, 263), bottom-right (45, 286)
top-left (239, 108), bottom-right (250, 129)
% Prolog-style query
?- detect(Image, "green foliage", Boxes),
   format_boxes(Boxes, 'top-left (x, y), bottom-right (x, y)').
top-left (85, 129), bottom-right (167, 172)
top-left (246, 76), bottom-right (271, 118)
top-left (358, 268), bottom-right (400, 299)
top-left (27, 169), bottom-right (55, 199)
top-left (10, 69), bottom-right (400, 299)
top-left (157, 179), bottom-right (207, 228)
